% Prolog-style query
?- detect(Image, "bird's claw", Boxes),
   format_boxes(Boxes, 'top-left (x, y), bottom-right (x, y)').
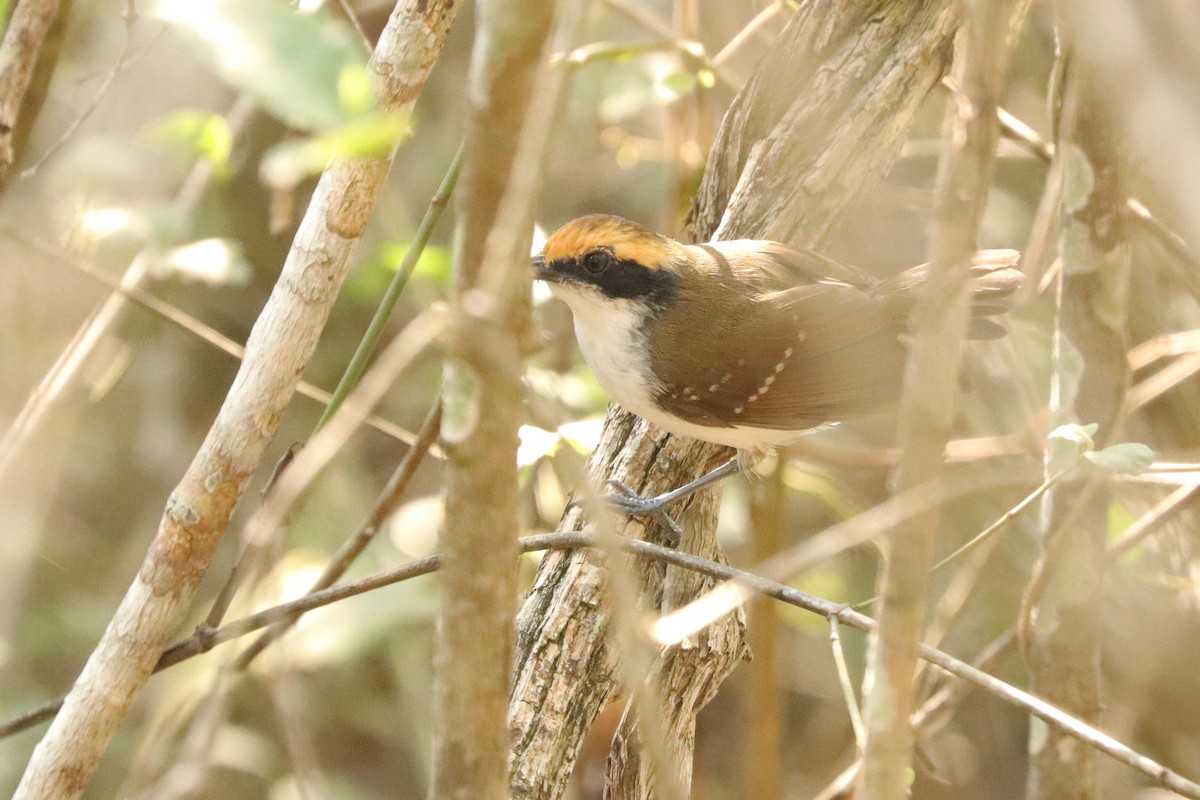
top-left (603, 480), bottom-right (683, 535)
top-left (604, 479), bottom-right (670, 515)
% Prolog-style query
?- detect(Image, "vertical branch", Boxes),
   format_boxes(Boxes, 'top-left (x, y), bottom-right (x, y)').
top-left (856, 1), bottom-right (1019, 799)
top-left (0, 0), bottom-right (64, 179)
top-left (511, 4), bottom-right (966, 800)
top-left (12, 4), bottom-right (459, 798)
top-left (1025, 57), bottom-right (1129, 800)
top-left (430, 0), bottom-right (556, 797)
top-left (739, 467), bottom-right (786, 799)
top-left (604, 474), bottom-right (745, 800)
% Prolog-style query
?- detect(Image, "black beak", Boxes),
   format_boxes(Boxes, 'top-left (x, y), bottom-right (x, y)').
top-left (531, 254), bottom-right (558, 282)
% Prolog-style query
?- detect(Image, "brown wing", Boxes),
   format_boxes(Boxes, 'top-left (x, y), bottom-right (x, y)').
top-left (648, 281), bottom-right (905, 431)
top-left (687, 241), bottom-right (879, 292)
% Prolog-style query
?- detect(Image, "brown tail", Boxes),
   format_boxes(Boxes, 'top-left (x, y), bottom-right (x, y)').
top-left (874, 249), bottom-right (1024, 339)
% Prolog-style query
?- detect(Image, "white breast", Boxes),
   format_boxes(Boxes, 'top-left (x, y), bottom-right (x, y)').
top-left (559, 288), bottom-right (662, 416)
top-left (552, 284), bottom-right (801, 452)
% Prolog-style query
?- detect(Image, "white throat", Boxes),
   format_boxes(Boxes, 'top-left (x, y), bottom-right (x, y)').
top-left (551, 285), bottom-right (663, 420)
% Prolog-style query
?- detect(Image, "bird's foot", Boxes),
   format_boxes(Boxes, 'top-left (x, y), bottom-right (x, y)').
top-left (604, 480), bottom-right (673, 515)
top-left (597, 458), bottom-right (745, 532)
top-left (604, 480), bottom-right (685, 536)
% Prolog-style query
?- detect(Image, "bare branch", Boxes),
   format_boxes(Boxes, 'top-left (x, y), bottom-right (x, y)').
top-left (512, 4), bottom-right (970, 798)
top-left (430, 0), bottom-right (565, 794)
top-left (1025, 56), bottom-right (1131, 800)
top-left (12, 3), bottom-right (459, 797)
top-left (11, 530), bottom-right (1200, 798)
top-left (858, 1), bottom-right (1021, 798)
top-left (0, 0), bottom-right (64, 179)
top-left (3, 226), bottom-right (433, 450)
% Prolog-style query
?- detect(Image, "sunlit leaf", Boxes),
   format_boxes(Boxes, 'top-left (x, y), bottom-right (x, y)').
top-left (660, 71), bottom-right (697, 96)
top-left (557, 41), bottom-right (670, 67)
top-left (408, 243), bottom-right (452, 285)
top-left (259, 111), bottom-right (409, 188)
top-left (1084, 442), bottom-right (1155, 475)
top-left (76, 206), bottom-right (151, 241)
top-left (339, 63), bottom-right (377, 115)
top-left (556, 420), bottom-right (603, 454)
top-left (152, 0), bottom-right (369, 131)
top-left (347, 238), bottom-right (452, 301)
top-left (1048, 422), bottom-right (1099, 451)
top-left (145, 110), bottom-right (233, 173)
top-left (518, 425), bottom-right (562, 466)
top-left (154, 238), bottom-right (252, 286)
top-left (1107, 499), bottom-right (1137, 544)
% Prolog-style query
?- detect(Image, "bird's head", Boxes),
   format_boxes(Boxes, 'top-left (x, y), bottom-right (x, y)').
top-left (533, 215), bottom-right (688, 311)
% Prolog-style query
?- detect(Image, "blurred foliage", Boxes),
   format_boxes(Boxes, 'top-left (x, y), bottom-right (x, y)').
top-left (145, 110), bottom-right (234, 175)
top-left (153, 0), bottom-right (370, 132)
top-left (2, 1), bottom-right (1200, 799)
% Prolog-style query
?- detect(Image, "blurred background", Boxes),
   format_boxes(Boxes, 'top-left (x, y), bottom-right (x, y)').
top-left (2, 0), bottom-right (1200, 798)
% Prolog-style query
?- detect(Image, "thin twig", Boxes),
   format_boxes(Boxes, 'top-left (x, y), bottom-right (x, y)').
top-left (19, 19), bottom-right (159, 178)
top-left (314, 145), bottom-right (463, 431)
top-left (335, 0), bottom-right (373, 51)
top-left (3, 226), bottom-right (431, 450)
top-left (228, 401), bottom-right (442, 669)
top-left (1107, 483), bottom-right (1199, 558)
top-left (0, 94), bottom-right (256, 484)
top-left (1129, 350), bottom-right (1200, 411)
top-left (8, 532), bottom-right (1200, 798)
top-left (830, 617), bottom-right (866, 752)
top-left (12, 3), bottom-right (459, 795)
top-left (930, 469), bottom-right (1066, 574)
top-left (995, 94), bottom-right (1200, 305)
top-left (649, 469), bottom-right (1028, 648)
top-left (710, 2), bottom-right (781, 67)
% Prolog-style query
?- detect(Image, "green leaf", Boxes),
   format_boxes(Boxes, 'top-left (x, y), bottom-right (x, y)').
top-left (1048, 422), bottom-right (1099, 450)
top-left (260, 111), bottom-right (409, 188)
top-left (696, 68), bottom-right (716, 89)
top-left (409, 243), bottom-right (452, 285)
top-left (145, 110), bottom-right (233, 173)
top-left (1084, 442), bottom-right (1155, 475)
top-left (660, 71), bottom-right (697, 96)
top-left (153, 0), bottom-right (369, 131)
top-left (339, 63), bottom-right (377, 116)
top-left (1046, 422), bottom-right (1099, 473)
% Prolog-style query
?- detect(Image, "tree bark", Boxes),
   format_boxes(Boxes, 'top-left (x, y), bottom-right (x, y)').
top-left (856, 2), bottom-right (1020, 798)
top-left (13, 3), bottom-right (459, 797)
top-left (509, 3), bottom-right (971, 799)
top-left (430, 0), bottom-right (557, 798)
top-left (1025, 58), bottom-right (1129, 800)
top-left (0, 0), bottom-right (64, 179)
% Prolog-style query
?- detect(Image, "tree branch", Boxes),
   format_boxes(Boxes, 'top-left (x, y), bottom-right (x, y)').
top-left (857, 2), bottom-right (1020, 798)
top-left (1025, 54), bottom-right (1130, 800)
top-left (10, 530), bottom-right (1200, 798)
top-left (430, 0), bottom-right (561, 795)
top-left (0, 0), bottom-right (64, 180)
top-left (511, 3), bottom-right (968, 799)
top-left (12, 3), bottom-right (459, 797)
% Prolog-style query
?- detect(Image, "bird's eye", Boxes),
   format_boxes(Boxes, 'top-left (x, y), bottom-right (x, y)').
top-left (583, 250), bottom-right (614, 275)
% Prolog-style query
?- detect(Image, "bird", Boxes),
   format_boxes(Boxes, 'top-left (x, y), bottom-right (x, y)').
top-left (533, 214), bottom-right (1023, 513)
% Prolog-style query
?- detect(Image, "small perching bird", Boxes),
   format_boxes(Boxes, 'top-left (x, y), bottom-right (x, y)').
top-left (533, 214), bottom-right (1023, 512)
